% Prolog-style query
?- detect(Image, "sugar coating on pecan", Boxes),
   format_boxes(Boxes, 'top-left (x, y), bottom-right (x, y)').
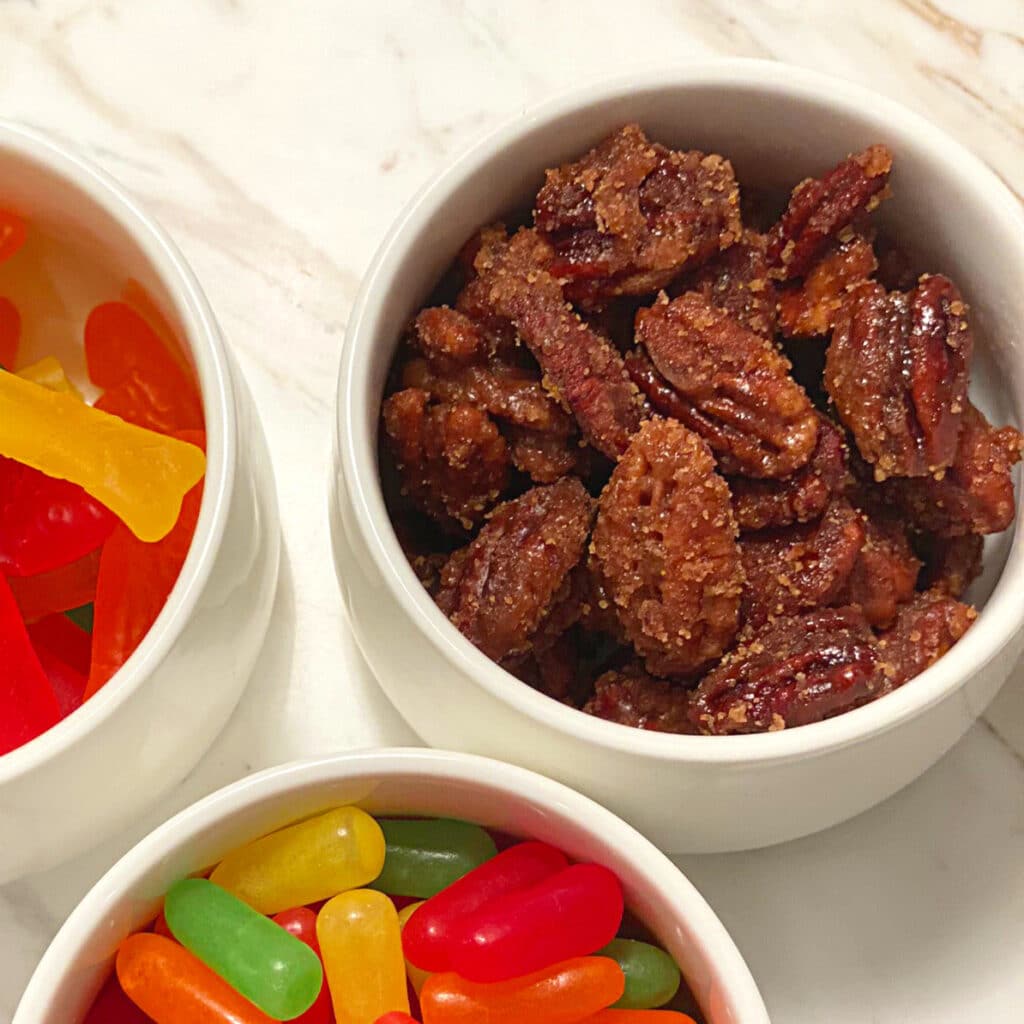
top-left (825, 274), bottom-right (973, 479)
top-left (383, 388), bottom-right (510, 531)
top-left (767, 145), bottom-right (892, 280)
top-left (728, 414), bottom-right (850, 531)
top-left (777, 235), bottom-right (878, 338)
top-left (877, 588), bottom-right (976, 688)
top-left (632, 291), bottom-right (819, 478)
top-left (881, 401), bottom-right (1023, 536)
top-left (740, 498), bottom-right (866, 628)
top-left (435, 477), bottom-right (594, 661)
top-left (534, 124), bottom-right (741, 303)
top-left (917, 532), bottom-right (983, 598)
top-left (591, 417), bottom-right (743, 676)
top-left (473, 227), bottom-right (648, 459)
top-left (690, 607), bottom-right (882, 734)
top-left (582, 663), bottom-right (697, 733)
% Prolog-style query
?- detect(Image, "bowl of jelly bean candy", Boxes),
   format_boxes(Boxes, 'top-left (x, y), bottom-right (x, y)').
top-left (0, 120), bottom-right (280, 882)
top-left (15, 749), bottom-right (768, 1023)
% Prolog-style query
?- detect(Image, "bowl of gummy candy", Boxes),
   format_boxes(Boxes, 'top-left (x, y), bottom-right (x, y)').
top-left (14, 748), bottom-right (769, 1023)
top-left (0, 120), bottom-right (279, 881)
top-left (330, 61), bottom-right (1024, 853)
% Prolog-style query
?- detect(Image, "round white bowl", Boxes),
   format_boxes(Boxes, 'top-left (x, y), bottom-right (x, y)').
top-left (330, 61), bottom-right (1024, 853)
top-left (13, 748), bottom-right (769, 1024)
top-left (0, 121), bottom-right (280, 882)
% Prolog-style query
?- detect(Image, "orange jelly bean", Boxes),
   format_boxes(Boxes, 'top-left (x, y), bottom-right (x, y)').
top-left (419, 956), bottom-right (624, 1024)
top-left (575, 1012), bottom-right (697, 1024)
top-left (117, 932), bottom-right (275, 1024)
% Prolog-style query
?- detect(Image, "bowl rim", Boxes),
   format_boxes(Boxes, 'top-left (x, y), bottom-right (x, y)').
top-left (13, 747), bottom-right (770, 1023)
top-left (335, 59), bottom-right (1024, 766)
top-left (0, 120), bottom-right (236, 783)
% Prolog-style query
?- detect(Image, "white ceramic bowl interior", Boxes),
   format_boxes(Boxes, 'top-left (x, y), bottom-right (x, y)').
top-left (0, 121), bottom-right (281, 882)
top-left (14, 749), bottom-right (769, 1024)
top-left (331, 62), bottom-right (1024, 853)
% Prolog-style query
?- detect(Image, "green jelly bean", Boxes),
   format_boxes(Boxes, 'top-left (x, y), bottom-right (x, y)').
top-left (600, 937), bottom-right (682, 1010)
top-left (165, 877), bottom-right (323, 1020)
top-left (370, 817), bottom-right (498, 898)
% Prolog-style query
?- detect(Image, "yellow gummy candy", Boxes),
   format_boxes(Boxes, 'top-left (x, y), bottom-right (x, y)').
top-left (209, 806), bottom-right (386, 916)
top-left (397, 901), bottom-right (432, 995)
top-left (16, 356), bottom-right (83, 398)
top-left (0, 371), bottom-right (205, 542)
top-left (317, 889), bottom-right (410, 1024)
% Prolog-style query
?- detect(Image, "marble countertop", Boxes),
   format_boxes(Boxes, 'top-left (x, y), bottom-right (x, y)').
top-left (2, 2), bottom-right (1023, 1021)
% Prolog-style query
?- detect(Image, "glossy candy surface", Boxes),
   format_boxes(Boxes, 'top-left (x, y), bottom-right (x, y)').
top-left (164, 878), bottom-right (323, 1020)
top-left (449, 863), bottom-right (624, 982)
top-left (375, 1015), bottom-right (419, 1024)
top-left (210, 806), bottom-right (386, 915)
top-left (317, 888), bottom-right (410, 1024)
top-left (576, 1012), bottom-right (697, 1023)
top-left (403, 841), bottom-right (568, 972)
top-left (272, 907), bottom-right (333, 1024)
top-left (371, 818), bottom-right (497, 898)
top-left (599, 939), bottom-right (681, 1010)
top-left (396, 901), bottom-right (431, 995)
top-left (116, 932), bottom-right (276, 1024)
top-left (419, 956), bottom-right (624, 1024)
top-left (0, 370), bottom-right (205, 543)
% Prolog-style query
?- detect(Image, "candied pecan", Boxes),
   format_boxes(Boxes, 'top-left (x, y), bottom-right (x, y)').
top-left (684, 230), bottom-right (778, 338)
top-left (825, 275), bottom-right (973, 478)
top-left (578, 555), bottom-right (629, 642)
top-left (882, 402), bottom-right (1023, 536)
top-left (591, 418), bottom-right (743, 676)
top-left (836, 514), bottom-right (920, 628)
top-left (631, 291), bottom-right (819, 478)
top-left (767, 145), bottom-right (892, 280)
top-left (504, 424), bottom-right (583, 483)
top-left (504, 631), bottom-right (582, 705)
top-left (413, 306), bottom-right (486, 365)
top-left (690, 607), bottom-right (882, 734)
top-left (382, 389), bottom-right (509, 530)
top-left (875, 236), bottom-right (919, 291)
top-left (533, 124), bottom-right (741, 302)
top-left (473, 227), bottom-right (648, 459)
top-left (777, 235), bottom-right (877, 338)
top-left (435, 477), bottom-right (594, 660)
top-left (917, 532), bottom-right (983, 598)
top-left (582, 663), bottom-right (697, 733)
top-left (740, 499), bottom-right (865, 628)
top-left (728, 414), bottom-right (850, 531)
top-left (877, 588), bottom-right (976, 688)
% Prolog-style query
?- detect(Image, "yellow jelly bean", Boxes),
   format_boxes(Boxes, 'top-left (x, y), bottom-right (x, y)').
top-left (397, 901), bottom-right (432, 995)
top-left (210, 807), bottom-right (386, 916)
top-left (16, 356), bottom-right (82, 398)
top-left (317, 889), bottom-right (409, 1024)
top-left (0, 371), bottom-right (205, 542)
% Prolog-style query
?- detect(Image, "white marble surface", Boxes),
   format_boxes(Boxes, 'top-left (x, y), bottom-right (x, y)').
top-left (2, 1), bottom-right (1024, 1021)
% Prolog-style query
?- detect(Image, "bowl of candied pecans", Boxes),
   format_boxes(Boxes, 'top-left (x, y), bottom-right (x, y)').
top-left (0, 121), bottom-right (280, 881)
top-left (15, 749), bottom-right (769, 1024)
top-left (331, 62), bottom-right (1024, 852)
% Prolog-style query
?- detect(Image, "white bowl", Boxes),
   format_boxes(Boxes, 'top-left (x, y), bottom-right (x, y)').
top-left (330, 61), bottom-right (1024, 852)
top-left (0, 121), bottom-right (280, 882)
top-left (13, 748), bottom-right (769, 1024)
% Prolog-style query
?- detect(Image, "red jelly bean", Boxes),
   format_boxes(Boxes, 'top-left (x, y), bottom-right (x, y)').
top-left (82, 972), bottom-right (152, 1024)
top-left (272, 907), bottom-right (333, 1024)
top-left (0, 209), bottom-right (26, 264)
top-left (449, 863), bottom-right (624, 982)
top-left (34, 645), bottom-right (87, 716)
top-left (27, 613), bottom-right (91, 675)
top-left (0, 574), bottom-right (61, 754)
top-left (9, 548), bottom-right (101, 622)
top-left (403, 841), bottom-right (568, 973)
top-left (376, 1014), bottom-right (419, 1024)
top-left (0, 296), bottom-right (20, 369)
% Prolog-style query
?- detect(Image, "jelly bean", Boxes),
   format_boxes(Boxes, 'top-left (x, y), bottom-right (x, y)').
top-left (84, 463), bottom-right (203, 697)
top-left (272, 907), bottom-right (333, 1024)
top-left (597, 939), bottom-right (681, 1010)
top-left (371, 818), bottom-right (497, 898)
top-left (419, 956), bottom-right (624, 1024)
top-left (66, 602), bottom-right (94, 632)
top-left (0, 574), bottom-right (60, 754)
top-left (397, 902), bottom-right (431, 995)
top-left (116, 932), bottom-right (275, 1024)
top-left (17, 355), bottom-right (83, 397)
top-left (33, 643), bottom-right (86, 716)
top-left (317, 889), bottom-right (410, 1024)
top-left (165, 878), bottom-right (322, 1021)
top-left (0, 370), bottom-right (206, 543)
top-left (27, 613), bottom-right (91, 675)
top-left (375, 1015), bottom-right (418, 1024)
top-left (87, 302), bottom-right (204, 434)
top-left (0, 297), bottom-right (20, 369)
top-left (0, 455), bottom-right (117, 576)
top-left (403, 841), bottom-right (568, 973)
top-left (9, 548), bottom-right (100, 622)
top-left (0, 209), bottom-right (26, 263)
top-left (210, 806), bottom-right (386, 916)
top-left (449, 863), bottom-right (624, 982)
top-left (82, 972), bottom-right (151, 1024)
top-left (575, 1012), bottom-right (696, 1024)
